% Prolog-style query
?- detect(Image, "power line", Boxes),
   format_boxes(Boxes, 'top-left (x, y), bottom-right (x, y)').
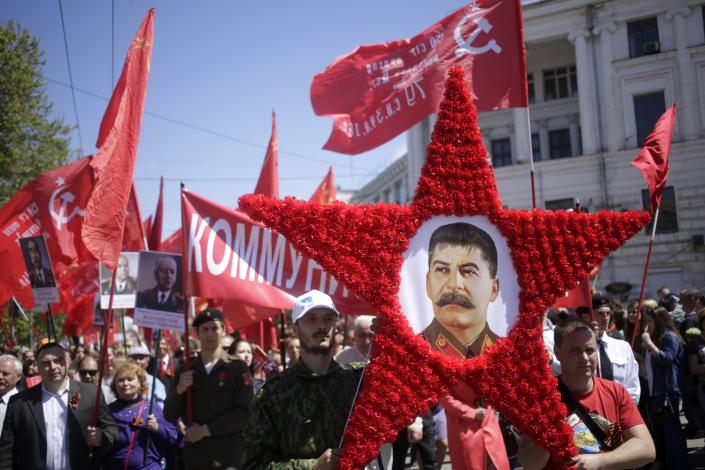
top-left (134, 173), bottom-right (374, 183)
top-left (57, 0), bottom-right (84, 156)
top-left (44, 77), bottom-right (340, 166)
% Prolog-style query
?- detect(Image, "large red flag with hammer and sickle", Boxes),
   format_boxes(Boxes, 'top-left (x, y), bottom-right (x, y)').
top-left (311, 0), bottom-right (527, 154)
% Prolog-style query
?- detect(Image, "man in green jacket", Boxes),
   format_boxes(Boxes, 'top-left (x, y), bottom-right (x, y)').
top-left (242, 290), bottom-right (363, 470)
top-left (165, 308), bottom-right (253, 470)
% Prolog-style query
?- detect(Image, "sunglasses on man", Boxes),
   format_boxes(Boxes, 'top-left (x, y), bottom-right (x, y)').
top-left (79, 369), bottom-right (99, 377)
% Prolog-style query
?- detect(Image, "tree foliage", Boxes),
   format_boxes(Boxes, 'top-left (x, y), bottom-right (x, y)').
top-left (0, 20), bottom-right (72, 205)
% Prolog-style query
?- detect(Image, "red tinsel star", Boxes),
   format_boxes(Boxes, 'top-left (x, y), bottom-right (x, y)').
top-left (239, 67), bottom-right (650, 468)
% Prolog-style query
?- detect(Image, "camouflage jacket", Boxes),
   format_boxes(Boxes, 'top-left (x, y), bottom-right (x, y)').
top-left (241, 359), bottom-right (363, 470)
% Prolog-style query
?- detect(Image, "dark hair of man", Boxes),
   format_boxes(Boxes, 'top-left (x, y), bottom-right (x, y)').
top-left (644, 307), bottom-right (684, 345)
top-left (553, 319), bottom-right (594, 349)
top-left (427, 222), bottom-right (498, 278)
top-left (36, 342), bottom-right (65, 360)
top-left (681, 288), bottom-right (702, 299)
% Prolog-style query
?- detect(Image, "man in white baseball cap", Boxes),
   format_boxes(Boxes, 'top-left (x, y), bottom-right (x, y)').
top-left (243, 290), bottom-right (364, 470)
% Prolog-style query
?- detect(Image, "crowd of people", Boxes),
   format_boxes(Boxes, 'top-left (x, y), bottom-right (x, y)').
top-left (0, 286), bottom-right (702, 469)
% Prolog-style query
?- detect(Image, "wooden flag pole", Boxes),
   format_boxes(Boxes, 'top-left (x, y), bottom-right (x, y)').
top-left (144, 328), bottom-right (162, 464)
top-left (91, 268), bottom-right (117, 429)
top-left (631, 207), bottom-right (660, 348)
top-left (11, 297), bottom-right (42, 343)
top-left (279, 311), bottom-right (286, 369)
top-left (45, 304), bottom-right (59, 343)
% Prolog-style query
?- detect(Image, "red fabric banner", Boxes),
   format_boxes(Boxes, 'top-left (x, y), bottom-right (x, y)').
top-left (631, 104), bottom-right (676, 211)
top-left (181, 190), bottom-right (370, 320)
top-left (253, 111), bottom-right (279, 198)
top-left (311, 0), bottom-right (527, 154)
top-left (309, 167), bottom-right (337, 203)
top-left (0, 158), bottom-right (95, 307)
top-left (147, 177), bottom-right (164, 250)
top-left (160, 228), bottom-right (182, 255)
top-left (82, 9), bottom-right (154, 269)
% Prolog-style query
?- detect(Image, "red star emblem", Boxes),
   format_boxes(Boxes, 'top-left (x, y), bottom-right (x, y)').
top-left (240, 67), bottom-right (650, 468)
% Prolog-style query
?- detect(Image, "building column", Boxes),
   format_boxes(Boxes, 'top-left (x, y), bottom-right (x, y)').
top-left (405, 117), bottom-right (431, 199)
top-left (513, 108), bottom-right (531, 163)
top-left (568, 29), bottom-right (600, 155)
top-left (538, 120), bottom-right (550, 161)
top-left (665, 7), bottom-right (702, 139)
top-left (569, 116), bottom-right (580, 157)
top-left (593, 21), bottom-right (624, 152)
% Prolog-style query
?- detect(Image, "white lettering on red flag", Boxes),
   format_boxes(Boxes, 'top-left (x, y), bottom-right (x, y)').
top-left (181, 190), bottom-right (370, 315)
top-left (311, 0), bottom-right (527, 154)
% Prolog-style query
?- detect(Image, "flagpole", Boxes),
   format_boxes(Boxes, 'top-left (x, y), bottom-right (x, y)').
top-left (11, 297), bottom-right (42, 343)
top-left (45, 304), bottom-right (58, 343)
top-left (144, 328), bottom-right (162, 464)
top-left (519, 107), bottom-right (537, 210)
top-left (120, 308), bottom-right (127, 352)
top-left (630, 206), bottom-right (660, 348)
top-left (279, 310), bottom-right (286, 369)
top-left (90, 268), bottom-right (118, 441)
top-left (575, 201), bottom-right (594, 321)
top-left (180, 183), bottom-right (193, 424)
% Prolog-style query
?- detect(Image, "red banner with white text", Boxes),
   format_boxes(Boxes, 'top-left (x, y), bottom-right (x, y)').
top-left (181, 190), bottom-right (370, 317)
top-left (311, 0), bottom-right (527, 154)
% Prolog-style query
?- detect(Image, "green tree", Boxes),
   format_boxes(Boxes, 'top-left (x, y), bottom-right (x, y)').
top-left (0, 20), bottom-right (72, 205)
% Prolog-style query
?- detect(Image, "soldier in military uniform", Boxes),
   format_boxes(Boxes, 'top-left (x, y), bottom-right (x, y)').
top-left (242, 290), bottom-right (363, 470)
top-left (164, 308), bottom-right (253, 470)
top-left (422, 222), bottom-right (500, 358)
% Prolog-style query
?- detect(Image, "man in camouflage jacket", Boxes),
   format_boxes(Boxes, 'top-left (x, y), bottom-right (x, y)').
top-left (242, 290), bottom-right (363, 470)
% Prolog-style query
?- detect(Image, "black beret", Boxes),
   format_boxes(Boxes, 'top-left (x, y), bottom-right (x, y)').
top-left (592, 295), bottom-right (611, 310)
top-left (192, 307), bottom-right (224, 328)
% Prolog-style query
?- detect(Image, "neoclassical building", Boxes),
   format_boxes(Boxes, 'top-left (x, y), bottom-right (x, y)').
top-left (350, 0), bottom-right (705, 297)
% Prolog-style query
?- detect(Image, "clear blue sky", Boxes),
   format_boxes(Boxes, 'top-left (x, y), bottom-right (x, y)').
top-left (2, 1), bottom-right (469, 238)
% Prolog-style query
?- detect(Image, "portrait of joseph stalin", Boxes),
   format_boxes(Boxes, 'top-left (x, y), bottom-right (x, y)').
top-left (421, 222), bottom-right (500, 359)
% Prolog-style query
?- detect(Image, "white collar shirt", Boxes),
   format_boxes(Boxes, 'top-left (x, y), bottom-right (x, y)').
top-left (0, 387), bottom-right (18, 435)
top-left (597, 332), bottom-right (641, 404)
top-left (157, 289), bottom-right (172, 305)
top-left (42, 381), bottom-right (71, 470)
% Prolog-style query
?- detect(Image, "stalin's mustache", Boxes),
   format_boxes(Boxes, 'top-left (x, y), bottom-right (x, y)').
top-left (436, 292), bottom-right (474, 309)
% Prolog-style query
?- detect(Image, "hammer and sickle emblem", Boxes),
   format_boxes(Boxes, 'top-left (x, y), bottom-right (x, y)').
top-left (49, 186), bottom-right (84, 230)
top-left (454, 10), bottom-right (502, 57)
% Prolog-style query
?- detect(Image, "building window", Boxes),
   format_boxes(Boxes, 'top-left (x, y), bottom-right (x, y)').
top-left (527, 73), bottom-right (535, 104)
top-left (549, 129), bottom-right (572, 159)
top-left (491, 138), bottom-right (512, 167)
top-left (545, 198), bottom-right (575, 211)
top-left (543, 65), bottom-right (577, 101)
top-left (627, 17), bottom-right (660, 58)
top-left (641, 186), bottom-right (678, 233)
top-left (531, 133), bottom-right (541, 162)
top-left (634, 91), bottom-right (665, 146)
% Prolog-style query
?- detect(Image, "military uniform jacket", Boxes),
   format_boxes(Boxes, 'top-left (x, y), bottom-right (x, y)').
top-left (241, 360), bottom-right (363, 470)
top-left (164, 350), bottom-right (253, 468)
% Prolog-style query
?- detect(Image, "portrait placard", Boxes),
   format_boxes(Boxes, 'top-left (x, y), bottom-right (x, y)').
top-left (398, 216), bottom-right (520, 358)
top-left (133, 251), bottom-right (184, 332)
top-left (18, 235), bottom-right (59, 304)
top-left (100, 252), bottom-right (139, 309)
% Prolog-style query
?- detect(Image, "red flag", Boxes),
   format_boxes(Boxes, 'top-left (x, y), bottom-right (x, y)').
top-left (253, 111), bottom-right (279, 198)
top-left (82, 9), bottom-right (154, 269)
top-left (182, 190), bottom-right (369, 317)
top-left (160, 228), bottom-right (182, 255)
top-left (631, 104), bottom-right (676, 212)
top-left (311, 0), bottom-right (527, 154)
top-left (0, 158), bottom-right (95, 307)
top-left (123, 185), bottom-right (147, 251)
top-left (143, 216), bottom-right (153, 241)
top-left (309, 167), bottom-right (337, 203)
top-left (148, 176), bottom-right (164, 250)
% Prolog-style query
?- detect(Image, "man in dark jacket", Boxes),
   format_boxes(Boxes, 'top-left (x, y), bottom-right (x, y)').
top-left (0, 342), bottom-right (118, 470)
top-left (164, 308), bottom-right (253, 469)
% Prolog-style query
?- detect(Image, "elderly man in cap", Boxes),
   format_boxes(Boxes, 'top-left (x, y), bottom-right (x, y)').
top-left (242, 290), bottom-right (365, 470)
top-left (591, 295), bottom-right (640, 404)
top-left (128, 343), bottom-right (167, 408)
top-left (165, 307), bottom-right (253, 470)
